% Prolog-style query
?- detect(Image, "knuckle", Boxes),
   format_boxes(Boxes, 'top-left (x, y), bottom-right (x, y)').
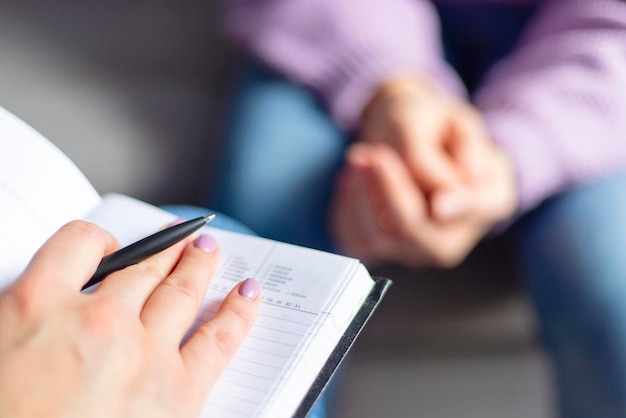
top-left (125, 258), bottom-right (167, 281)
top-left (196, 301), bottom-right (257, 359)
top-left (229, 302), bottom-right (257, 329)
top-left (213, 328), bottom-right (238, 358)
top-left (160, 275), bottom-right (201, 305)
top-left (5, 285), bottom-right (37, 318)
top-left (198, 325), bottom-right (238, 359)
top-left (65, 220), bottom-right (104, 240)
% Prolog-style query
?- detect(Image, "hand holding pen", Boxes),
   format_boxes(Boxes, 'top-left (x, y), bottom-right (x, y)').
top-left (0, 219), bottom-right (261, 418)
top-left (81, 214), bottom-right (216, 290)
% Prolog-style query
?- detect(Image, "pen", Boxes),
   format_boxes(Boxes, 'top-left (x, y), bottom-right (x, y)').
top-left (81, 214), bottom-right (216, 291)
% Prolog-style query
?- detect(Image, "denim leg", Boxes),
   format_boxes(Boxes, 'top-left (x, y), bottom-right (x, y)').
top-left (206, 66), bottom-right (347, 252)
top-left (515, 173), bottom-right (626, 417)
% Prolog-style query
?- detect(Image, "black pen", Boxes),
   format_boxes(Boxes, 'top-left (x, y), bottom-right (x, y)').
top-left (81, 214), bottom-right (216, 291)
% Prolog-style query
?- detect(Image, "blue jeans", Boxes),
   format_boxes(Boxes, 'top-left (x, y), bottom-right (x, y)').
top-left (163, 205), bottom-right (328, 418)
top-left (515, 178), bottom-right (626, 417)
top-left (206, 69), bottom-right (345, 252)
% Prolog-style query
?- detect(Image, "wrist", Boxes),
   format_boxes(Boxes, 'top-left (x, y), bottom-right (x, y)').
top-left (361, 75), bottom-right (439, 121)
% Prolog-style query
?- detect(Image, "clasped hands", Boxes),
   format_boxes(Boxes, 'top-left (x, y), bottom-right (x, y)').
top-left (331, 76), bottom-right (518, 268)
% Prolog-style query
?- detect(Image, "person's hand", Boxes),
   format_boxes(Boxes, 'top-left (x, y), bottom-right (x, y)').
top-left (360, 77), bottom-right (498, 214)
top-left (0, 220), bottom-right (261, 418)
top-left (330, 76), bottom-right (518, 267)
top-left (331, 141), bottom-right (516, 268)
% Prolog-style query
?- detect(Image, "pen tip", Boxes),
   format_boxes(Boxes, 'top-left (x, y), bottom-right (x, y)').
top-left (204, 214), bottom-right (216, 223)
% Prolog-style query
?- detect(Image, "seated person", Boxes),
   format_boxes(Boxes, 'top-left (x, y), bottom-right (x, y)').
top-left (209, 0), bottom-right (626, 416)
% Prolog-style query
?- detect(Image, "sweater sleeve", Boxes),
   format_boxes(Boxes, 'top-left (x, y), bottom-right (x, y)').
top-left (475, 0), bottom-right (626, 214)
top-left (222, 0), bottom-right (465, 129)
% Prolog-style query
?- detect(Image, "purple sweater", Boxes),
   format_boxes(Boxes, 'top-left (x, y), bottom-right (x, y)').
top-left (223, 0), bottom-right (626, 214)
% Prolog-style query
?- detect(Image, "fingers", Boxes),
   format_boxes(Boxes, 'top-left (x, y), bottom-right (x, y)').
top-left (433, 106), bottom-right (514, 223)
top-left (140, 234), bottom-right (220, 346)
top-left (341, 143), bottom-right (438, 266)
top-left (446, 104), bottom-right (491, 184)
top-left (411, 103), bottom-right (493, 222)
top-left (356, 143), bottom-right (427, 236)
top-left (361, 84), bottom-right (492, 198)
top-left (181, 278), bottom-right (261, 394)
top-left (331, 164), bottom-right (380, 262)
top-left (95, 234), bottom-right (196, 310)
top-left (429, 109), bottom-right (485, 222)
top-left (389, 103), bottom-right (460, 192)
top-left (16, 220), bottom-right (119, 302)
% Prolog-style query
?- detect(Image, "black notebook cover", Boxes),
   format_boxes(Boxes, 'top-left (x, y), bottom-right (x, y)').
top-left (293, 277), bottom-right (393, 418)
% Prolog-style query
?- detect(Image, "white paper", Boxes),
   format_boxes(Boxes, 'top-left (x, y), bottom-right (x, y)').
top-left (0, 106), bottom-right (101, 287)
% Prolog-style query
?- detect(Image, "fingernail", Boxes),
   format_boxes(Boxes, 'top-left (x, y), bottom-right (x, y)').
top-left (194, 234), bottom-right (218, 252)
top-left (239, 277), bottom-right (260, 300)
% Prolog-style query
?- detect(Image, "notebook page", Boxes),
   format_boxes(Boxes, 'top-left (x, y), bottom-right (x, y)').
top-left (85, 194), bottom-right (372, 418)
top-left (0, 107), bottom-right (101, 288)
top-left (195, 230), bottom-right (364, 418)
top-left (259, 263), bottom-right (374, 418)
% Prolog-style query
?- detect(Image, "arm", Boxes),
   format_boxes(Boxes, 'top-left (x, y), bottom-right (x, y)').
top-left (223, 0), bottom-right (465, 129)
top-left (475, 0), bottom-right (626, 213)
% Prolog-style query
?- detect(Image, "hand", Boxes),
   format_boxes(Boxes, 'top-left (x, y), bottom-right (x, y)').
top-left (330, 76), bottom-right (518, 268)
top-left (0, 220), bottom-right (261, 418)
top-left (359, 76), bottom-right (495, 218)
top-left (331, 142), bottom-right (516, 268)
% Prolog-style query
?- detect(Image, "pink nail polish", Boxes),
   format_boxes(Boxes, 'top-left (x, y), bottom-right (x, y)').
top-left (239, 277), bottom-right (260, 300)
top-left (194, 234), bottom-right (218, 253)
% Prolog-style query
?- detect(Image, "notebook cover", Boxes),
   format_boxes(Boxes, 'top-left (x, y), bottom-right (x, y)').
top-left (293, 276), bottom-right (393, 418)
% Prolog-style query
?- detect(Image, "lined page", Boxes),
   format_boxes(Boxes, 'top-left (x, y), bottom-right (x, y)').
top-left (0, 107), bottom-right (101, 288)
top-left (259, 263), bottom-right (374, 417)
top-left (86, 194), bottom-right (374, 418)
top-left (196, 232), bottom-right (363, 418)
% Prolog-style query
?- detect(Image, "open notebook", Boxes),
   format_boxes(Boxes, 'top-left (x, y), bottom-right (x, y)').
top-left (0, 106), bottom-right (390, 417)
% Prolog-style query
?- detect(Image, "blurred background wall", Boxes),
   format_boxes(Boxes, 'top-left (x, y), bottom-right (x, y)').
top-left (0, 1), bottom-right (234, 205)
